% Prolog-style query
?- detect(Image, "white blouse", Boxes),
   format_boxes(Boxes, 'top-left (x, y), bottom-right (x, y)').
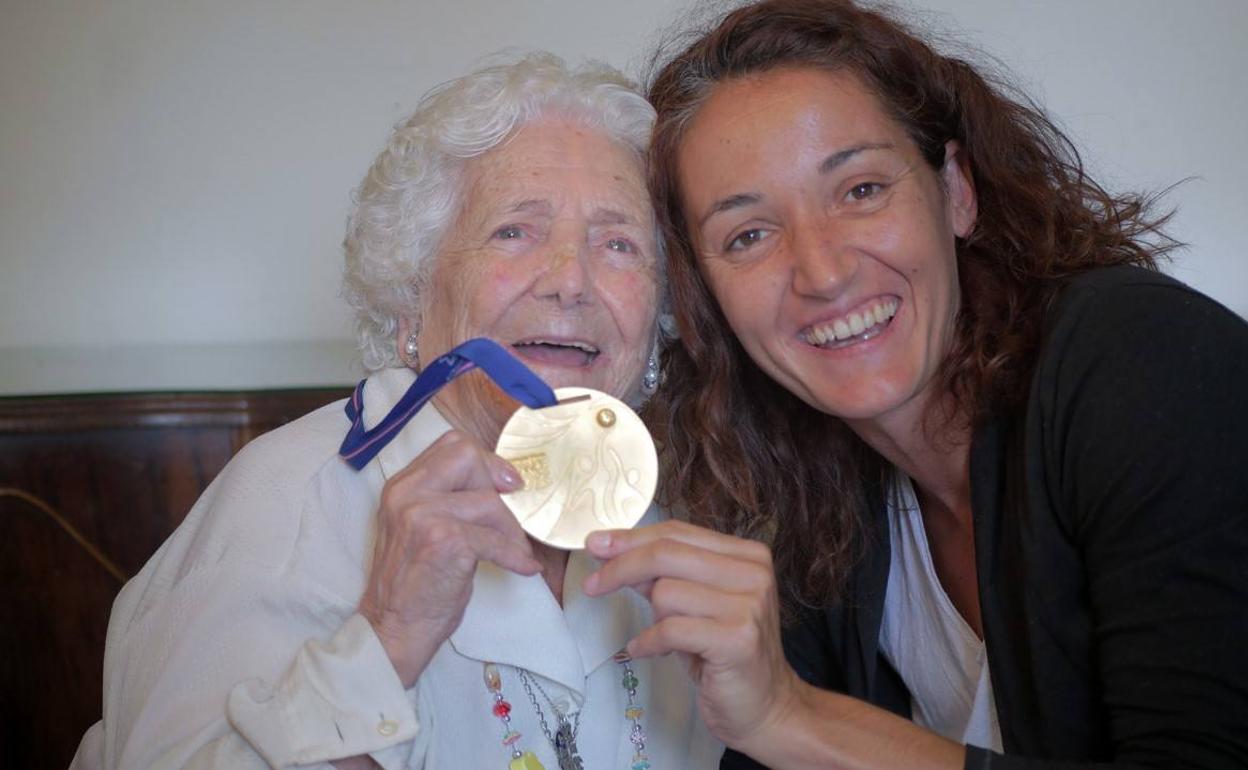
top-left (878, 471), bottom-right (1003, 752)
top-left (71, 366), bottom-right (721, 769)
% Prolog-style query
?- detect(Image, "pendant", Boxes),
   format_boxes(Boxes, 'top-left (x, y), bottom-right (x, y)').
top-left (497, 387), bottom-right (657, 550)
top-left (553, 718), bottom-right (584, 770)
top-left (509, 750), bottom-right (545, 770)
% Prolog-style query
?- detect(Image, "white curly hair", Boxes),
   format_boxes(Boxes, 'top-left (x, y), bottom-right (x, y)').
top-left (342, 52), bottom-right (666, 371)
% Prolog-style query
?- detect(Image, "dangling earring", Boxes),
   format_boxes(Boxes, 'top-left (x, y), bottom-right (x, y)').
top-left (641, 353), bottom-right (660, 395)
top-left (403, 332), bottom-right (419, 368)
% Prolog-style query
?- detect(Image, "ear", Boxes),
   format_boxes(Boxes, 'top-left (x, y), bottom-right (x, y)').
top-left (941, 140), bottom-right (978, 238)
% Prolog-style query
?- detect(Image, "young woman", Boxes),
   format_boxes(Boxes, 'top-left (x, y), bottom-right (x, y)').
top-left (582, 1), bottom-right (1248, 767)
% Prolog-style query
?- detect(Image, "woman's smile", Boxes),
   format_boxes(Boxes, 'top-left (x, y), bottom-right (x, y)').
top-left (414, 117), bottom-right (660, 439)
top-left (678, 67), bottom-right (976, 427)
top-left (510, 337), bottom-right (601, 368)
top-left (800, 296), bottom-right (900, 350)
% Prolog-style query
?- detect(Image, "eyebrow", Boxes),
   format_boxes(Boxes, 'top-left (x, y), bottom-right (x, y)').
top-left (507, 199), bottom-right (554, 216)
top-left (697, 142), bottom-right (896, 229)
top-left (504, 200), bottom-right (637, 227)
top-left (819, 142), bottom-right (894, 175)
top-left (697, 193), bottom-right (761, 229)
top-left (589, 208), bottom-right (640, 227)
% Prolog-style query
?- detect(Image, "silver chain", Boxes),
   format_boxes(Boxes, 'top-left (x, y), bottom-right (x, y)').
top-left (516, 668), bottom-right (581, 746)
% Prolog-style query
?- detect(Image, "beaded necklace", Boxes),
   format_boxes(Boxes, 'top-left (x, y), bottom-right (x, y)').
top-left (483, 652), bottom-right (652, 770)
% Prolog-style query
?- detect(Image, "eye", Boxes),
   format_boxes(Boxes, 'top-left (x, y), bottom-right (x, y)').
top-left (726, 228), bottom-right (769, 252)
top-left (493, 225), bottom-right (525, 240)
top-left (847, 182), bottom-right (884, 202)
top-left (606, 237), bottom-right (635, 254)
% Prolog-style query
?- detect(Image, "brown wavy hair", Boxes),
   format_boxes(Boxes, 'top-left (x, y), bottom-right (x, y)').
top-left (642, 0), bottom-right (1177, 613)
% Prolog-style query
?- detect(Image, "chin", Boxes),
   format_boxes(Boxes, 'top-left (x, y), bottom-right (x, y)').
top-left (845, 390), bottom-right (931, 427)
top-left (531, 366), bottom-right (593, 390)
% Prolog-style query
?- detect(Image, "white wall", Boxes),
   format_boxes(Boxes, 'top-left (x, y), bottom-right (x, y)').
top-left (2, 0), bottom-right (1245, 392)
top-left (918, 0), bottom-right (1248, 312)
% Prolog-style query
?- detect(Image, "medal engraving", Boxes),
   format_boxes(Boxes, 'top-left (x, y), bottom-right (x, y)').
top-left (508, 453), bottom-right (552, 491)
top-left (496, 387), bottom-right (658, 549)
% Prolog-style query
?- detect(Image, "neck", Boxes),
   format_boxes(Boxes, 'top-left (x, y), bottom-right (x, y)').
top-left (431, 373), bottom-right (521, 446)
top-left (532, 538), bottom-right (570, 606)
top-left (847, 392), bottom-right (973, 524)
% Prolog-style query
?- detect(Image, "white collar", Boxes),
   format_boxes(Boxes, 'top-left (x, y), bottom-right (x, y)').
top-left (359, 366), bottom-right (641, 698)
top-left (359, 367), bottom-right (454, 479)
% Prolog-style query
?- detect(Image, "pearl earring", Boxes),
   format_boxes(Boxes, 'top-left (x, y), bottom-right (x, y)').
top-left (403, 332), bottom-right (419, 366)
top-left (641, 353), bottom-right (660, 395)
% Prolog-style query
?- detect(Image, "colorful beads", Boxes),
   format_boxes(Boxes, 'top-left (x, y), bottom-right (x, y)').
top-left (486, 664), bottom-right (543, 769)
top-left (509, 750), bottom-right (546, 770)
top-left (484, 663), bottom-right (502, 691)
top-left (617, 653), bottom-right (649, 768)
top-left (486, 656), bottom-right (652, 770)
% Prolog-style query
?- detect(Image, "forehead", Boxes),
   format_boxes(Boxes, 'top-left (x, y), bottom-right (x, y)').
top-left (460, 118), bottom-right (650, 215)
top-left (678, 67), bottom-right (908, 183)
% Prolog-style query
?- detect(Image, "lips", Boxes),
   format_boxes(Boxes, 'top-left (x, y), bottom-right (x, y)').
top-left (511, 338), bottom-right (600, 368)
top-left (801, 297), bottom-right (899, 350)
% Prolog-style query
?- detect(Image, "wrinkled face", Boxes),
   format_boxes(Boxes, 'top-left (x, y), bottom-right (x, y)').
top-left (677, 67), bottom-right (976, 436)
top-left (411, 118), bottom-right (659, 438)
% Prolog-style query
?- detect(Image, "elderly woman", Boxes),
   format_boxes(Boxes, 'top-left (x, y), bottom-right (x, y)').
top-left (581, 0), bottom-right (1248, 768)
top-left (72, 53), bottom-right (720, 769)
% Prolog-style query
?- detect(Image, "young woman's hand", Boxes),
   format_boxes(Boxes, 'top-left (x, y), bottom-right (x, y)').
top-left (583, 520), bottom-right (802, 754)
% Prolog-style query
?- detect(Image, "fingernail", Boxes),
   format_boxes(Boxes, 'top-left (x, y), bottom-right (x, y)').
top-left (586, 531), bottom-right (611, 552)
top-left (499, 465), bottom-right (522, 490)
top-left (582, 571), bottom-right (599, 594)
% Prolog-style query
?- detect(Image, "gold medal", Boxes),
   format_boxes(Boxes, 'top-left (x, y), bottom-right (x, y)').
top-left (495, 387), bottom-right (657, 549)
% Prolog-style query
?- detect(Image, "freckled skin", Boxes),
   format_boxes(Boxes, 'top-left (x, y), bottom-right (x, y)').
top-left (404, 118), bottom-right (660, 446)
top-left (549, 243), bottom-right (577, 271)
top-left (678, 68), bottom-right (977, 441)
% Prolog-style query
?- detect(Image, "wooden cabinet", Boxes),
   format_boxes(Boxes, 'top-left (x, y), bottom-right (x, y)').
top-left (0, 388), bottom-right (348, 770)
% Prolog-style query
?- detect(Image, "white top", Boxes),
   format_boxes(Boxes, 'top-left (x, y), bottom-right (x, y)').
top-left (71, 366), bottom-right (721, 769)
top-left (878, 472), bottom-right (1003, 752)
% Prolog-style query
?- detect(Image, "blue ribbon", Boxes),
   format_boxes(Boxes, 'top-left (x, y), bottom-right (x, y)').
top-left (338, 337), bottom-right (558, 471)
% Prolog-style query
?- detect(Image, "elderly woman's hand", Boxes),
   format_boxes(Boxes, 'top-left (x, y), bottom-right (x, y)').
top-left (582, 521), bottom-right (803, 755)
top-left (358, 430), bottom-right (541, 688)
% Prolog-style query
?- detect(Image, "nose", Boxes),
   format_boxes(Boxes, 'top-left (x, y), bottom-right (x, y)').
top-left (789, 214), bottom-right (859, 299)
top-left (532, 230), bottom-right (592, 308)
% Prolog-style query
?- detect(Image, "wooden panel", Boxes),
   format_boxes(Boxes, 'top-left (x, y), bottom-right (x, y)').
top-left (1, 490), bottom-right (121, 770)
top-left (0, 388), bottom-right (348, 769)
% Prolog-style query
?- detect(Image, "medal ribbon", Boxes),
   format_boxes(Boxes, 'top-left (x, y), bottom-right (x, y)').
top-left (338, 337), bottom-right (558, 471)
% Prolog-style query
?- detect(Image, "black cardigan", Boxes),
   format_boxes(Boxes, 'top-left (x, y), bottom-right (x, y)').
top-left (723, 267), bottom-right (1248, 769)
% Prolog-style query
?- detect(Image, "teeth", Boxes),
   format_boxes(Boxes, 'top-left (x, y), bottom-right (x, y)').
top-left (517, 339), bottom-right (600, 354)
top-left (848, 313), bottom-right (865, 336)
top-left (802, 298), bottom-right (899, 347)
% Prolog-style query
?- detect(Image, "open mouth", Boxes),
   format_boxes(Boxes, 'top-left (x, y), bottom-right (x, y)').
top-left (511, 338), bottom-right (600, 368)
top-left (802, 297), bottom-right (899, 351)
